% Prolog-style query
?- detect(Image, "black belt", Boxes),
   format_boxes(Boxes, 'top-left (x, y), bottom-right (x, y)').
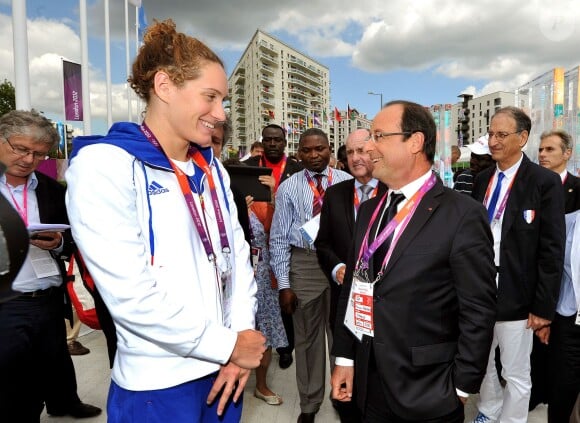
top-left (18, 287), bottom-right (57, 298)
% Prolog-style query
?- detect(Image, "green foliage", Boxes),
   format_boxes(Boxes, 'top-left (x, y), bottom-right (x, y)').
top-left (0, 79), bottom-right (16, 116)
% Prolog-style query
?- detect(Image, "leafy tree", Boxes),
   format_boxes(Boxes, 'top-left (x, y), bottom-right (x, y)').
top-left (0, 79), bottom-right (16, 116)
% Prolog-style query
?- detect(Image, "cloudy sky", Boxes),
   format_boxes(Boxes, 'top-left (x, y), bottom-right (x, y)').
top-left (0, 0), bottom-right (578, 135)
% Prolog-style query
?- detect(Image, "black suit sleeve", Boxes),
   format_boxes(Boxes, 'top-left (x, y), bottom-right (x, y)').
top-left (315, 188), bottom-right (343, 282)
top-left (449, 201), bottom-right (497, 393)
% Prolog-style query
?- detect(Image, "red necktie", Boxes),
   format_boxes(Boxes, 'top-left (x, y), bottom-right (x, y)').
top-left (312, 174), bottom-right (324, 216)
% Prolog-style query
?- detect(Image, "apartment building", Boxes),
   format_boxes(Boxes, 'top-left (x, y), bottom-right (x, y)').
top-left (228, 30), bottom-right (330, 155)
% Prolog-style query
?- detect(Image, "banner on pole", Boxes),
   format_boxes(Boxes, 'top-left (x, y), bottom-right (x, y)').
top-left (63, 60), bottom-right (83, 121)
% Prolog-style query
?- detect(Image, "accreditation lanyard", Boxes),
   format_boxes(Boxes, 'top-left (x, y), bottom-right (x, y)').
top-left (483, 170), bottom-right (518, 223)
top-left (140, 123), bottom-right (230, 262)
top-left (353, 185), bottom-right (379, 212)
top-left (305, 169), bottom-right (333, 211)
top-left (4, 181), bottom-right (28, 226)
top-left (355, 174), bottom-right (436, 281)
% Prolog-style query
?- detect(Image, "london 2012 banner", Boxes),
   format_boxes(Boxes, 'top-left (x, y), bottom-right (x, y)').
top-left (62, 60), bottom-right (83, 121)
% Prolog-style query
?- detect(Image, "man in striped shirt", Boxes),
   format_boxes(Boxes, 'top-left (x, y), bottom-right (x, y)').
top-left (270, 128), bottom-right (352, 423)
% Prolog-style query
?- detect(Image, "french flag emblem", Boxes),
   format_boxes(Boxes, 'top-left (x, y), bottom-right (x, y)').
top-left (523, 209), bottom-right (535, 224)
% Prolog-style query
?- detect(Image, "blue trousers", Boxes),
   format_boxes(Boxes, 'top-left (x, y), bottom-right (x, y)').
top-left (107, 373), bottom-right (243, 423)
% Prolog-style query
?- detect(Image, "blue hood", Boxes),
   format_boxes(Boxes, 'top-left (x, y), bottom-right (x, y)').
top-left (69, 122), bottom-right (215, 172)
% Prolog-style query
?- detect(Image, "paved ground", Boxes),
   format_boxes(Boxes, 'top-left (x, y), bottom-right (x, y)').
top-left (41, 330), bottom-right (548, 422)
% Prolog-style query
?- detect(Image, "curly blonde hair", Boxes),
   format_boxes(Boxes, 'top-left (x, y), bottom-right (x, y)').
top-left (128, 19), bottom-right (224, 103)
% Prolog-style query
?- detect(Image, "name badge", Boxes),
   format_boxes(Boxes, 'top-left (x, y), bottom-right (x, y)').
top-left (575, 309), bottom-right (580, 327)
top-left (344, 277), bottom-right (374, 340)
top-left (251, 246), bottom-right (262, 273)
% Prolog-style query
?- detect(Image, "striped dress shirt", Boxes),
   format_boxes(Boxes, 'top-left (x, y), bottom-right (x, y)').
top-left (269, 166), bottom-right (352, 290)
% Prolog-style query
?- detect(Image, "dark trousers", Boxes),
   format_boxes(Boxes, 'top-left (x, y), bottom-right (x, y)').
top-left (276, 310), bottom-right (295, 355)
top-left (529, 335), bottom-right (549, 409)
top-left (548, 313), bottom-right (580, 423)
top-left (0, 290), bottom-right (79, 422)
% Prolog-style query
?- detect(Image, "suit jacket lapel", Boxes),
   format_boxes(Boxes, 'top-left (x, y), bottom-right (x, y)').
top-left (501, 156), bottom-right (530, 239)
top-left (381, 181), bottom-right (443, 278)
top-left (344, 180), bottom-right (356, 235)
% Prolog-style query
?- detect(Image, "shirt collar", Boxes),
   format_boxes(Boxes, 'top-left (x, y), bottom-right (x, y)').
top-left (1, 171), bottom-right (38, 190)
top-left (391, 170), bottom-right (432, 200)
top-left (559, 169), bottom-right (568, 183)
top-left (495, 153), bottom-right (523, 180)
top-left (354, 178), bottom-right (378, 190)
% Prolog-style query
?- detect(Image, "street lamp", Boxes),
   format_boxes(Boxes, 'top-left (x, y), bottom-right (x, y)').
top-left (368, 91), bottom-right (383, 111)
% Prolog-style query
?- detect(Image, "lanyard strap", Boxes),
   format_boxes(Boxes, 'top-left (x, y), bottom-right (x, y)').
top-left (5, 182), bottom-right (28, 226)
top-left (140, 123), bottom-right (230, 261)
top-left (354, 185), bottom-right (378, 211)
top-left (483, 170), bottom-right (518, 222)
top-left (305, 169), bottom-right (333, 209)
top-left (356, 174), bottom-right (436, 277)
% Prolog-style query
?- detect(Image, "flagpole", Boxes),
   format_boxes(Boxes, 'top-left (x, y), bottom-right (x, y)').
top-left (104, 0), bottom-right (113, 128)
top-left (79, 0), bottom-right (91, 134)
top-left (12, 0), bottom-right (30, 109)
top-left (124, 0), bottom-right (132, 122)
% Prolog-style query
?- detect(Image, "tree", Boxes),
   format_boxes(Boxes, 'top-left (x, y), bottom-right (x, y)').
top-left (0, 79), bottom-right (16, 116)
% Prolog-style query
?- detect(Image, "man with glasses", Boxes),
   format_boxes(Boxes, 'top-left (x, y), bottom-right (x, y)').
top-left (331, 101), bottom-right (496, 422)
top-left (244, 124), bottom-right (302, 369)
top-left (315, 128), bottom-right (386, 422)
top-left (0, 110), bottom-right (101, 421)
top-left (471, 106), bottom-right (566, 423)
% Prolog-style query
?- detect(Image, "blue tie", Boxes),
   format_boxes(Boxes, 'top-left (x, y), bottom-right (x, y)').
top-left (487, 172), bottom-right (505, 222)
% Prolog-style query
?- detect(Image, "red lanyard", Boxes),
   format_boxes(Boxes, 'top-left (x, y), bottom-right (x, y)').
top-left (305, 169), bottom-right (333, 210)
top-left (483, 170), bottom-right (518, 222)
top-left (140, 123), bottom-right (230, 262)
top-left (353, 185), bottom-right (378, 211)
top-left (5, 182), bottom-right (28, 226)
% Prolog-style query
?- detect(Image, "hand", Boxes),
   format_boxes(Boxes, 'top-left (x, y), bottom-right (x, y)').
top-left (258, 174), bottom-right (276, 192)
top-left (278, 288), bottom-right (297, 315)
top-left (331, 365), bottom-right (354, 402)
top-left (335, 265), bottom-right (346, 285)
top-left (527, 313), bottom-right (551, 331)
top-left (534, 326), bottom-right (551, 344)
top-left (30, 231), bottom-right (62, 250)
top-left (229, 329), bottom-right (266, 369)
top-left (206, 362), bottom-right (250, 416)
top-left (245, 195), bottom-right (254, 208)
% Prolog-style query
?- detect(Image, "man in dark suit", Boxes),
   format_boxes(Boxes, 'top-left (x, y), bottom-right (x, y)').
top-left (315, 128), bottom-right (386, 423)
top-left (331, 100), bottom-right (497, 422)
top-left (471, 106), bottom-right (566, 423)
top-left (536, 128), bottom-right (580, 422)
top-left (244, 123), bottom-right (302, 369)
top-left (0, 110), bottom-right (101, 421)
top-left (538, 129), bottom-right (580, 212)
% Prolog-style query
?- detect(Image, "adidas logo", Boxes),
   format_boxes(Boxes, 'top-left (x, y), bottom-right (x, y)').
top-left (148, 181), bottom-right (169, 195)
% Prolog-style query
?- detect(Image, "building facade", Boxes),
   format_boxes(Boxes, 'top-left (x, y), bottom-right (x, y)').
top-left (228, 30), bottom-right (330, 156)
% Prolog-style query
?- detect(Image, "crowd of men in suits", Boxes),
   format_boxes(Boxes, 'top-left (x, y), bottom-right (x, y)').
top-left (245, 103), bottom-right (579, 423)
top-left (2, 102), bottom-right (579, 423)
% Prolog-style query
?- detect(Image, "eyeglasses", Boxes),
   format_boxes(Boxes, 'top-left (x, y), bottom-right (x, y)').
top-left (262, 136), bottom-right (285, 143)
top-left (371, 132), bottom-right (412, 143)
top-left (3, 138), bottom-right (50, 161)
top-left (487, 131), bottom-right (521, 141)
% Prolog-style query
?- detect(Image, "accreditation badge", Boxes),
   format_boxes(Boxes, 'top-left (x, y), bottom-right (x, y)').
top-left (344, 276), bottom-right (374, 340)
top-left (575, 309), bottom-right (580, 327)
top-left (251, 246), bottom-right (262, 274)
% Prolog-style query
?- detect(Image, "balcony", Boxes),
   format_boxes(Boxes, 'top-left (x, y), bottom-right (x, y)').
top-left (260, 53), bottom-right (277, 66)
top-left (260, 97), bottom-right (274, 107)
top-left (287, 97), bottom-right (308, 107)
top-left (260, 74), bottom-right (274, 86)
top-left (287, 66), bottom-right (321, 85)
top-left (259, 39), bottom-right (276, 54)
top-left (261, 64), bottom-right (275, 75)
